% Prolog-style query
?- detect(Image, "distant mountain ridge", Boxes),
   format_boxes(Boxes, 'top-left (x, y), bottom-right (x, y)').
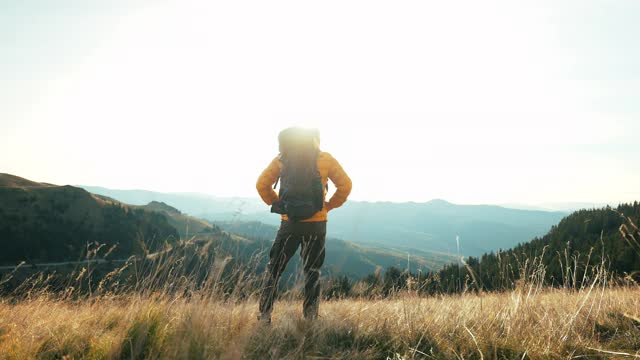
top-left (81, 186), bottom-right (567, 256)
top-left (0, 173), bottom-right (55, 188)
top-left (1, 174), bottom-right (450, 277)
top-left (325, 200), bottom-right (567, 255)
top-left (81, 186), bottom-right (264, 218)
top-left (214, 220), bottom-right (454, 277)
top-left (500, 202), bottom-right (612, 212)
top-left (138, 201), bottom-right (215, 238)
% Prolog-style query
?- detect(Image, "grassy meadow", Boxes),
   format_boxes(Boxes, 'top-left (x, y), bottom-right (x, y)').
top-left (1, 210), bottom-right (639, 359)
top-left (1, 285), bottom-right (639, 359)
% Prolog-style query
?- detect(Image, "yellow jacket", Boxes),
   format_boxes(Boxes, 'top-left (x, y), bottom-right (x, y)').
top-left (256, 151), bottom-right (352, 222)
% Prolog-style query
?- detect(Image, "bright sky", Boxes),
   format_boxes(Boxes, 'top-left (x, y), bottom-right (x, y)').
top-left (2, 0), bottom-right (639, 205)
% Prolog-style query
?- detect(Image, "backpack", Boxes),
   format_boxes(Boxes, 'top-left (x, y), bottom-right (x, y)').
top-left (270, 129), bottom-right (324, 222)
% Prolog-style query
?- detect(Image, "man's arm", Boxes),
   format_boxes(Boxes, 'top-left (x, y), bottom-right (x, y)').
top-left (326, 155), bottom-right (352, 210)
top-left (256, 156), bottom-right (280, 205)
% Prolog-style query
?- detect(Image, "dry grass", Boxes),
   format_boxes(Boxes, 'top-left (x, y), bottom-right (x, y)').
top-left (1, 287), bottom-right (639, 359)
top-left (1, 212), bottom-right (638, 359)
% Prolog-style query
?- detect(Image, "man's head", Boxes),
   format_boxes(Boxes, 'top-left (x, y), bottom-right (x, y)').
top-left (278, 127), bottom-right (320, 154)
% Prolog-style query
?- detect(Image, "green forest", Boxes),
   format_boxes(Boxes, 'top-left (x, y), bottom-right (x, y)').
top-left (326, 202), bottom-right (640, 298)
top-left (0, 184), bottom-right (178, 265)
top-left (2, 173), bottom-right (639, 300)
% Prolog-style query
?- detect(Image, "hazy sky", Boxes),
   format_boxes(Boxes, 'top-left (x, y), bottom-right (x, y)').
top-left (2, 0), bottom-right (639, 205)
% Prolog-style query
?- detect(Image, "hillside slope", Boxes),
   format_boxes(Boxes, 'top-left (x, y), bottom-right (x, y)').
top-left (138, 201), bottom-right (215, 238)
top-left (1, 174), bottom-right (449, 278)
top-left (81, 186), bottom-right (566, 256)
top-left (81, 186), bottom-right (262, 218)
top-left (0, 174), bottom-right (179, 265)
top-left (434, 202), bottom-right (640, 292)
top-left (312, 199), bottom-right (567, 256)
top-left (216, 221), bottom-right (455, 277)
top-left (125, 203), bottom-right (447, 277)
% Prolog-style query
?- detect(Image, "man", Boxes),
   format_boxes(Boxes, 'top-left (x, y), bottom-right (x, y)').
top-left (256, 127), bottom-right (352, 322)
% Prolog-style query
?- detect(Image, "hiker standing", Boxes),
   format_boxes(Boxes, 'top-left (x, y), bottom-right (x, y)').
top-left (256, 127), bottom-right (352, 322)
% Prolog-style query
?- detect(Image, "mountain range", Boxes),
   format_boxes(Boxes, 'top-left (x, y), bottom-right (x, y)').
top-left (82, 186), bottom-right (567, 256)
top-left (3, 173), bottom-right (634, 287)
top-left (0, 174), bottom-right (452, 277)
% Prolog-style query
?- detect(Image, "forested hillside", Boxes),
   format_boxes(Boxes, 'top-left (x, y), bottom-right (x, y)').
top-left (317, 200), bottom-right (567, 256)
top-left (0, 174), bottom-right (178, 265)
top-left (443, 203), bottom-right (640, 290)
top-left (367, 203), bottom-right (640, 295)
top-left (1, 174), bottom-right (451, 283)
top-left (216, 220), bottom-right (454, 277)
top-left (82, 186), bottom-right (566, 256)
top-left (139, 201), bottom-right (215, 238)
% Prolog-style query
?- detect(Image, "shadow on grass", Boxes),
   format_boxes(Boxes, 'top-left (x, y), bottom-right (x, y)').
top-left (592, 311), bottom-right (640, 353)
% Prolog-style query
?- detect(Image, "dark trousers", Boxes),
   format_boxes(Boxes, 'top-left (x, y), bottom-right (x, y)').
top-left (259, 220), bottom-right (326, 319)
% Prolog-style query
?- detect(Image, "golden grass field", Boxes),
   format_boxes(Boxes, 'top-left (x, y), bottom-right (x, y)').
top-left (1, 286), bottom-right (639, 359)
